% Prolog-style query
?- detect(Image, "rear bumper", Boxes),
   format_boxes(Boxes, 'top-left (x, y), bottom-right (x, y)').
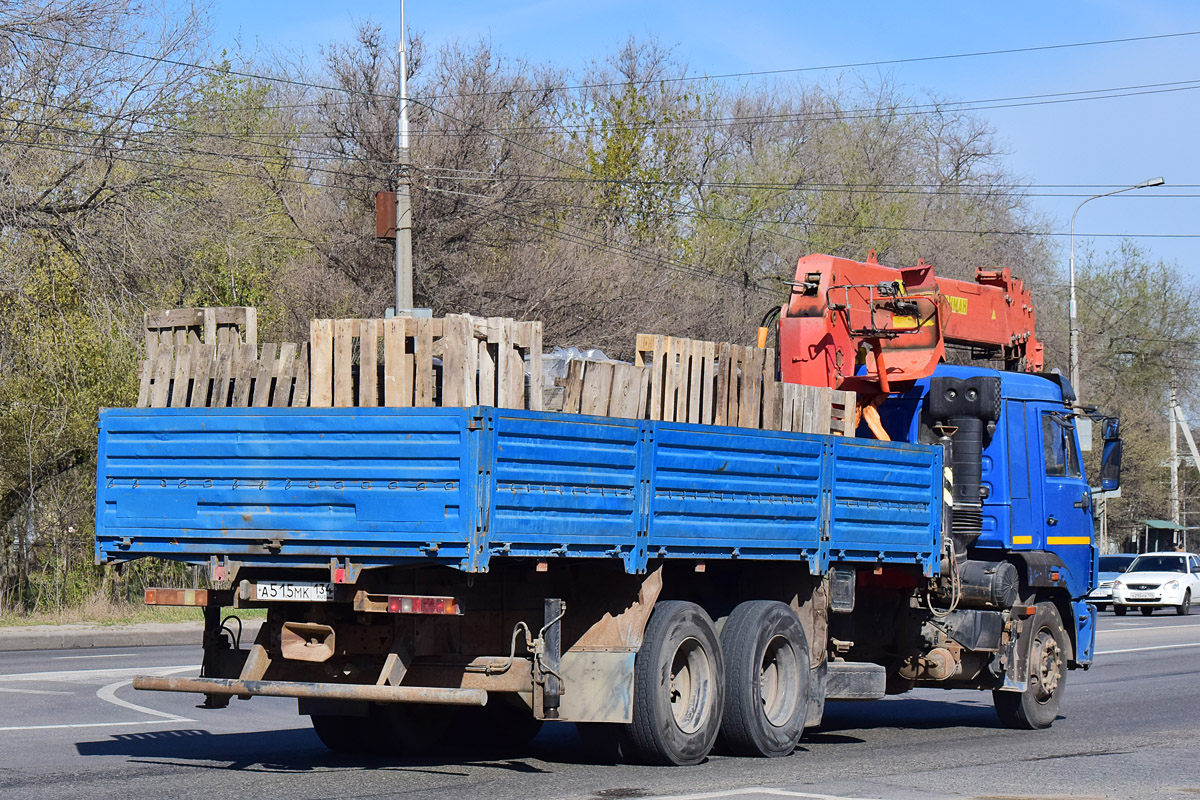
top-left (132, 675), bottom-right (488, 706)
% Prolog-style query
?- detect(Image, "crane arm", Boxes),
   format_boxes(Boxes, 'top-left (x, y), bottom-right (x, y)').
top-left (777, 252), bottom-right (1043, 393)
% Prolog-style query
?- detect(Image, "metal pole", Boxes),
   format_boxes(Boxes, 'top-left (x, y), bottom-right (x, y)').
top-left (394, 0), bottom-right (414, 313)
top-left (1171, 372), bottom-right (1181, 528)
top-left (1067, 177), bottom-right (1164, 401)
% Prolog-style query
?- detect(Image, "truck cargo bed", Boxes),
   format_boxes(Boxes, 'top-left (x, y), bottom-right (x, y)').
top-left (96, 407), bottom-right (941, 575)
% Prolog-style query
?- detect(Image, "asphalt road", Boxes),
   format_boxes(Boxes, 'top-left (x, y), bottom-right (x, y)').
top-left (1, 613), bottom-right (1198, 800)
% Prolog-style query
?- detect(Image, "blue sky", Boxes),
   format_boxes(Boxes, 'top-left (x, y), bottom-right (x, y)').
top-left (207, 0), bottom-right (1199, 272)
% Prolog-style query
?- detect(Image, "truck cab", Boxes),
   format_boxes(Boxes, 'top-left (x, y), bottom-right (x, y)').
top-left (880, 364), bottom-right (1100, 670)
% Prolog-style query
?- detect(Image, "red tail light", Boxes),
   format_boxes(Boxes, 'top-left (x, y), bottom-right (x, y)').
top-left (384, 595), bottom-right (460, 615)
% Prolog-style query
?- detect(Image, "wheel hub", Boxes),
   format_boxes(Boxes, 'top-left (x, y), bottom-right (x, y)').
top-left (1030, 628), bottom-right (1062, 703)
top-left (669, 636), bottom-right (713, 734)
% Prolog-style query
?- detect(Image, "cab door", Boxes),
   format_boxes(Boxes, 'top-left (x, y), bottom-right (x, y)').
top-left (1036, 406), bottom-right (1094, 594)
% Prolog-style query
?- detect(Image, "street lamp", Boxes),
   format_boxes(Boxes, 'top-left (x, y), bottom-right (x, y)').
top-left (1068, 176), bottom-right (1165, 399)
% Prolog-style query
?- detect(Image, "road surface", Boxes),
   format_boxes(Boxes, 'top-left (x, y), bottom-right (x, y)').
top-left (1, 613), bottom-right (1197, 800)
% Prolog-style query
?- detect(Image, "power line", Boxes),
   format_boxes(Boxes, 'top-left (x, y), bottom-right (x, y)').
top-left (414, 165), bottom-right (1200, 199)
top-left (424, 30), bottom-right (1200, 99)
top-left (0, 26), bottom-right (378, 100)
top-left (416, 78), bottom-right (1200, 136)
top-left (7, 22), bottom-right (1199, 112)
top-left (429, 187), bottom-right (1200, 240)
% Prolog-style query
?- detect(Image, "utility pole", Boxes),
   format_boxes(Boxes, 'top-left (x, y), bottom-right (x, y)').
top-left (393, 0), bottom-right (414, 314)
top-left (1171, 372), bottom-right (1181, 528)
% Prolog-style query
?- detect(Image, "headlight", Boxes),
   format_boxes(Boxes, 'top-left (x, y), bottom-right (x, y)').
top-left (1164, 580), bottom-right (1179, 591)
top-left (1113, 579), bottom-right (1124, 589)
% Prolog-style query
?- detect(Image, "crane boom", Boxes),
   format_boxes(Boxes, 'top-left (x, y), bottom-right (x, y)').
top-left (778, 252), bottom-right (1043, 393)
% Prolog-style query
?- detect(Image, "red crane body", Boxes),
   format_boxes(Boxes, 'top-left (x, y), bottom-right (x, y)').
top-left (778, 252), bottom-right (1043, 394)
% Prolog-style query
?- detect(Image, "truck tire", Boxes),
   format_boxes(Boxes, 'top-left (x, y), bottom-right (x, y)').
top-left (627, 600), bottom-right (724, 766)
top-left (993, 601), bottom-right (1068, 730)
top-left (1177, 591), bottom-right (1191, 616)
top-left (310, 707), bottom-right (388, 754)
top-left (717, 600), bottom-right (809, 757)
top-left (458, 696), bottom-right (544, 754)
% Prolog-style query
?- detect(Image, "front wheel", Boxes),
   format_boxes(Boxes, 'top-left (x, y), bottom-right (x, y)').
top-left (993, 601), bottom-right (1069, 730)
top-left (1141, 606), bottom-right (1155, 616)
top-left (1114, 604), bottom-right (1127, 616)
top-left (1177, 591), bottom-right (1192, 616)
top-left (718, 600), bottom-right (809, 757)
top-left (627, 600), bottom-right (724, 766)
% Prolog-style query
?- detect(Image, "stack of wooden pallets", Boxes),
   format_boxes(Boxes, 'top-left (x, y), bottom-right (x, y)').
top-left (135, 307), bottom-right (855, 437)
top-left (306, 315), bottom-right (542, 409)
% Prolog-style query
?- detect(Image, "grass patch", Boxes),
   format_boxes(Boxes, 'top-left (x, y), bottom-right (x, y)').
top-left (0, 595), bottom-right (267, 627)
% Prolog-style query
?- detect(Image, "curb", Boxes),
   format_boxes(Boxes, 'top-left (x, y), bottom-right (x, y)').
top-left (0, 620), bottom-right (263, 652)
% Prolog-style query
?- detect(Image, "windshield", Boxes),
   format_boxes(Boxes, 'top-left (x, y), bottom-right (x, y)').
top-left (1129, 555), bottom-right (1187, 573)
top-left (1099, 556), bottom-right (1133, 572)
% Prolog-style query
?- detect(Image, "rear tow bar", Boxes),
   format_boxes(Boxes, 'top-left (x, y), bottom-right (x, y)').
top-left (131, 676), bottom-right (488, 706)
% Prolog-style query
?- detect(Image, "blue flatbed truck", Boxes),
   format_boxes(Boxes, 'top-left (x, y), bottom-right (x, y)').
top-left (97, 363), bottom-right (1118, 765)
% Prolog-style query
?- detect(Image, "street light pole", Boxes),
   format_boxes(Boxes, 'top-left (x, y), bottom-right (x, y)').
top-left (394, 0), bottom-right (413, 314)
top-left (1068, 176), bottom-right (1164, 399)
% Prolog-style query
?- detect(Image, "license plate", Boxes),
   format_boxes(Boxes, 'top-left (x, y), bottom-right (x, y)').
top-left (1128, 591), bottom-right (1156, 600)
top-left (254, 581), bottom-right (333, 602)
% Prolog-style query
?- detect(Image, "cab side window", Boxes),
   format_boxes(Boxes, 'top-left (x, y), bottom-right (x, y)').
top-left (1042, 412), bottom-right (1081, 478)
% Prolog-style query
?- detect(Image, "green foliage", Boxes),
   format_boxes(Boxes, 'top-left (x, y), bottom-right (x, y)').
top-left (1074, 243), bottom-right (1200, 545)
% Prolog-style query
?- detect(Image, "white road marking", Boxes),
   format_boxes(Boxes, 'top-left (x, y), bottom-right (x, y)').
top-left (1101, 622), bottom-right (1200, 635)
top-left (0, 665), bottom-right (199, 683)
top-left (53, 653), bottom-right (137, 660)
top-left (0, 720), bottom-right (184, 732)
top-left (0, 687), bottom-right (72, 695)
top-left (96, 666), bottom-right (196, 722)
top-left (647, 790), bottom-right (875, 800)
top-left (1097, 642), bottom-right (1200, 655)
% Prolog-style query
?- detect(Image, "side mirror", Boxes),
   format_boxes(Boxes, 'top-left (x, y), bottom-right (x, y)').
top-left (1102, 417), bottom-right (1120, 442)
top-left (1101, 438), bottom-right (1123, 492)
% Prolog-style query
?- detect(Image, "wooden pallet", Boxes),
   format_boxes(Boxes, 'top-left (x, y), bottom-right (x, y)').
top-left (559, 360), bottom-right (650, 419)
top-left (144, 307), bottom-right (256, 359)
top-left (635, 334), bottom-right (855, 435)
top-left (136, 342), bottom-right (310, 409)
top-left (308, 315), bottom-right (543, 410)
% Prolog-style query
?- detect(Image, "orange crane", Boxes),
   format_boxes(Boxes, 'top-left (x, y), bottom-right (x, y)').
top-left (773, 251), bottom-right (1043, 437)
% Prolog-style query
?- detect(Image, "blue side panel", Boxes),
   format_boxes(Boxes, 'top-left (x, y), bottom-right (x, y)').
top-left (645, 423), bottom-right (825, 570)
top-left (96, 407), bottom-right (477, 568)
top-left (483, 409), bottom-right (643, 571)
top-left (97, 406), bottom-right (945, 576)
top-left (826, 437), bottom-right (942, 575)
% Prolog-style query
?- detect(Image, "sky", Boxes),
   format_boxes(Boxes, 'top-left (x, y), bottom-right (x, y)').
top-left (205, 0), bottom-right (1200, 272)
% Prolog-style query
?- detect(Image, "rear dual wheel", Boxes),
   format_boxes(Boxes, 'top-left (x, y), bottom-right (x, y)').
top-left (627, 601), bottom-right (725, 766)
top-left (618, 599), bottom-right (814, 765)
top-left (718, 601), bottom-right (810, 758)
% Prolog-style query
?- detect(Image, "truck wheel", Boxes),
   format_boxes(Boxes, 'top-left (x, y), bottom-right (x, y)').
top-left (1141, 606), bottom-right (1154, 616)
top-left (717, 600), bottom-right (809, 757)
top-left (627, 600), bottom-right (724, 766)
top-left (1177, 591), bottom-right (1191, 616)
top-left (458, 696), bottom-right (544, 754)
top-left (310, 708), bottom-right (387, 754)
top-left (993, 602), bottom-right (1068, 730)
top-left (1113, 605), bottom-right (1127, 616)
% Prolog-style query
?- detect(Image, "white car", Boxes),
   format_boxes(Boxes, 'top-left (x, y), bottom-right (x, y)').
top-left (1111, 552), bottom-right (1200, 616)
